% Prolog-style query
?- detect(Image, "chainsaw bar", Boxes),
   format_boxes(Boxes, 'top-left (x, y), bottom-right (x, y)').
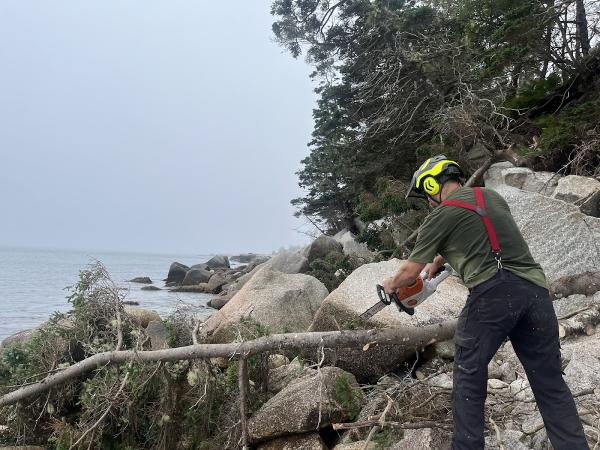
top-left (359, 301), bottom-right (387, 322)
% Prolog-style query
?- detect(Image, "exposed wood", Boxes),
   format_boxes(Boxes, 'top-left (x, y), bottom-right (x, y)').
top-left (558, 305), bottom-right (600, 339)
top-left (0, 320), bottom-right (458, 407)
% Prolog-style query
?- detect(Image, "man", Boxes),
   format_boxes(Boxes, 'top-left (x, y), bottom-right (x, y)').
top-left (382, 155), bottom-right (588, 450)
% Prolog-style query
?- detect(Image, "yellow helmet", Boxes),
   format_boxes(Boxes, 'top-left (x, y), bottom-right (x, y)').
top-left (406, 155), bottom-right (464, 199)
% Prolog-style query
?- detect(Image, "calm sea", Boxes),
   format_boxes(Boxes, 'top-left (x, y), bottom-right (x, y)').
top-left (0, 247), bottom-right (219, 341)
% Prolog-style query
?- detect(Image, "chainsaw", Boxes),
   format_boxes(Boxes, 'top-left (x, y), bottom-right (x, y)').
top-left (360, 264), bottom-right (452, 321)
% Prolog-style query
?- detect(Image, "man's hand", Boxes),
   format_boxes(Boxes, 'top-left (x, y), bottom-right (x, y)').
top-left (424, 255), bottom-right (445, 280)
top-left (381, 260), bottom-right (425, 294)
top-left (382, 277), bottom-right (397, 294)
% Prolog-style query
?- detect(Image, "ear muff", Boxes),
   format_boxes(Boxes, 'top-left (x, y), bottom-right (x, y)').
top-left (422, 176), bottom-right (440, 196)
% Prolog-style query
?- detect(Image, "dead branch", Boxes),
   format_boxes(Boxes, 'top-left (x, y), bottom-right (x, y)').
top-left (363, 394), bottom-right (394, 450)
top-left (332, 419), bottom-right (452, 431)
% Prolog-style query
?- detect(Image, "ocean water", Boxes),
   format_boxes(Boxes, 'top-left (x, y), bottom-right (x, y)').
top-left (0, 247), bottom-right (219, 341)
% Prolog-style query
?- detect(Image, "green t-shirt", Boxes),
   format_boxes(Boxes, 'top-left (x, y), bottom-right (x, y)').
top-left (409, 186), bottom-right (547, 289)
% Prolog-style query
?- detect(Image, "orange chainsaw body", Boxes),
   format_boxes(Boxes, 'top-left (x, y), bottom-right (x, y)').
top-left (396, 276), bottom-right (424, 307)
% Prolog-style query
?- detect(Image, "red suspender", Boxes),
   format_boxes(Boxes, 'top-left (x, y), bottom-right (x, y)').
top-left (441, 187), bottom-right (503, 268)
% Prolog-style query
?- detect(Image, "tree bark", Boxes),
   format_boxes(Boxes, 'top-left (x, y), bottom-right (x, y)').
top-left (0, 320), bottom-right (457, 408)
top-left (559, 305), bottom-right (600, 338)
top-left (575, 0), bottom-right (590, 58)
top-left (550, 271), bottom-right (600, 299)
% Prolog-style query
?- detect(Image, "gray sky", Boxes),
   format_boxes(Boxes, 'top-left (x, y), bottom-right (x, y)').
top-left (0, 1), bottom-right (316, 255)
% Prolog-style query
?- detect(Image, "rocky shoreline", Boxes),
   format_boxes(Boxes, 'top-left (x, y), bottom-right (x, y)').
top-left (1, 163), bottom-right (600, 449)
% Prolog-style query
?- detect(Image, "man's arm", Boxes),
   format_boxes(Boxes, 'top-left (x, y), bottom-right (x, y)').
top-left (382, 260), bottom-right (426, 294)
top-left (424, 255), bottom-right (445, 279)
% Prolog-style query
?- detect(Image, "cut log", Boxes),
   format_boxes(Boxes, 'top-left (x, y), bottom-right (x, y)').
top-left (558, 305), bottom-right (600, 339)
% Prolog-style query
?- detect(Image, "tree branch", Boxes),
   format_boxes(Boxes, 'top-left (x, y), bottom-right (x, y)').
top-left (0, 321), bottom-right (457, 407)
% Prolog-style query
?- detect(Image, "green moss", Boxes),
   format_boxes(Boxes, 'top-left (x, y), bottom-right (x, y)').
top-left (372, 428), bottom-right (405, 449)
top-left (238, 317), bottom-right (270, 339)
top-left (162, 319), bottom-right (178, 348)
top-left (306, 251), bottom-right (353, 291)
top-left (340, 318), bottom-right (365, 330)
top-left (334, 374), bottom-right (362, 420)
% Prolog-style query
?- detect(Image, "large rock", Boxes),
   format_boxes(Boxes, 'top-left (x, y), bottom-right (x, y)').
top-left (0, 318), bottom-right (79, 361)
top-left (334, 230), bottom-right (374, 261)
top-left (170, 284), bottom-right (208, 293)
top-left (165, 262), bottom-right (189, 284)
top-left (493, 185), bottom-right (600, 282)
top-left (553, 175), bottom-right (600, 217)
top-left (503, 167), bottom-right (537, 190)
top-left (309, 259), bottom-right (468, 381)
top-left (124, 307), bottom-right (161, 328)
top-left (391, 428), bottom-right (452, 449)
top-left (146, 320), bottom-right (169, 350)
top-left (268, 357), bottom-right (317, 394)
top-left (231, 253), bottom-right (271, 264)
top-left (553, 175), bottom-right (600, 204)
top-left (559, 319), bottom-right (600, 394)
top-left (141, 285), bottom-right (161, 291)
top-left (484, 162), bottom-right (561, 197)
top-left (248, 366), bottom-right (362, 442)
top-left (484, 161), bottom-right (515, 190)
top-left (580, 190), bottom-right (600, 217)
top-left (264, 250), bottom-right (310, 274)
top-left (182, 268), bottom-right (212, 286)
top-left (484, 429), bottom-right (529, 450)
top-left (207, 292), bottom-right (233, 309)
top-left (128, 277), bottom-right (152, 284)
top-left (504, 168), bottom-right (562, 197)
top-left (205, 273), bottom-right (227, 294)
top-left (256, 434), bottom-right (327, 450)
top-left (521, 171), bottom-right (562, 197)
top-left (205, 254), bottom-right (230, 269)
top-left (201, 268), bottom-right (328, 343)
top-left (305, 235), bottom-right (343, 263)
top-left (0, 329), bottom-right (38, 351)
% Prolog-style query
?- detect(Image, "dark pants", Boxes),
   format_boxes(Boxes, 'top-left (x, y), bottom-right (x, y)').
top-left (451, 269), bottom-right (588, 450)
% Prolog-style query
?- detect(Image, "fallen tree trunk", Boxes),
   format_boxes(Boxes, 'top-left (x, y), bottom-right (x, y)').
top-left (550, 271), bottom-right (600, 299)
top-left (0, 320), bottom-right (457, 408)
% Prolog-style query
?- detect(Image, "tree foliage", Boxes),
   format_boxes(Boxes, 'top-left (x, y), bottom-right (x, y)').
top-left (273, 0), bottom-right (600, 232)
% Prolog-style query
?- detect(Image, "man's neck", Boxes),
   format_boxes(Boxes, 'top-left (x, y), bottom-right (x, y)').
top-left (441, 182), bottom-right (461, 201)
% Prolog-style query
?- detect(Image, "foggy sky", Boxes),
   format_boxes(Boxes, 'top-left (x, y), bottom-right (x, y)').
top-left (0, 1), bottom-right (316, 255)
